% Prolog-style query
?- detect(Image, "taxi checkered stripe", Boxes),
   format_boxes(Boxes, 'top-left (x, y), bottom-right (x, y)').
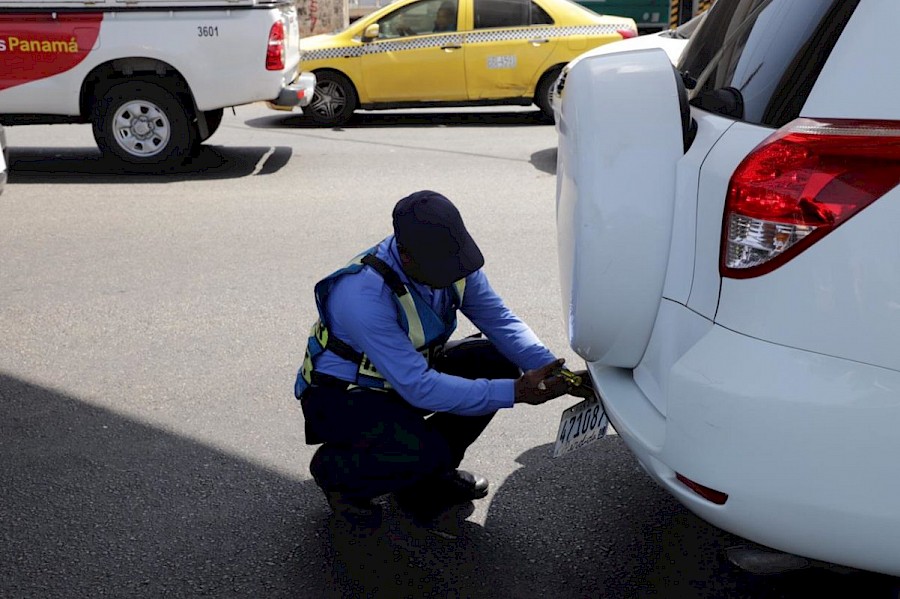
top-left (376, 33), bottom-right (464, 52)
top-left (466, 24), bottom-right (620, 43)
top-left (303, 46), bottom-right (364, 60)
top-left (303, 25), bottom-right (618, 61)
top-left (304, 34), bottom-right (462, 61)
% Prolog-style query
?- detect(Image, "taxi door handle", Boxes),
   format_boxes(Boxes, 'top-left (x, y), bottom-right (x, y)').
top-left (441, 44), bottom-right (462, 51)
top-left (529, 38), bottom-right (550, 45)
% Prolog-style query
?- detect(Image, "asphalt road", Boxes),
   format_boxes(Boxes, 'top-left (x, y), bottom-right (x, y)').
top-left (2, 105), bottom-right (898, 598)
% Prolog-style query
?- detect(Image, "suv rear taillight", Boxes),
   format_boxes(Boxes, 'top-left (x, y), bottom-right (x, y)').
top-left (722, 118), bottom-right (900, 278)
top-left (266, 21), bottom-right (285, 71)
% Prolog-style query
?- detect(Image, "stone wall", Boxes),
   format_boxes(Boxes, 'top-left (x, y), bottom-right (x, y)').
top-left (296, 0), bottom-right (348, 36)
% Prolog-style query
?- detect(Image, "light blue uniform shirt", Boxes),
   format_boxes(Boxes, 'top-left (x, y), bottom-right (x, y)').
top-left (315, 236), bottom-right (557, 416)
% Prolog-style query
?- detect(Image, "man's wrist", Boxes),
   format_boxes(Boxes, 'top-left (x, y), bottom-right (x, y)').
top-left (513, 377), bottom-right (524, 403)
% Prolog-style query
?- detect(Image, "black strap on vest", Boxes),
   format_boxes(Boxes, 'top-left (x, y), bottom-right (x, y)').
top-left (310, 371), bottom-right (354, 390)
top-left (361, 254), bottom-right (408, 297)
top-left (322, 328), bottom-right (364, 364)
top-left (320, 253), bottom-right (407, 365)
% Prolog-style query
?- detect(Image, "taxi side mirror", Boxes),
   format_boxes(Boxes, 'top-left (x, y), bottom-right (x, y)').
top-left (362, 23), bottom-right (380, 41)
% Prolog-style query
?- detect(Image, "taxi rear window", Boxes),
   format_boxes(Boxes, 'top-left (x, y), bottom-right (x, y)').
top-left (474, 0), bottom-right (554, 28)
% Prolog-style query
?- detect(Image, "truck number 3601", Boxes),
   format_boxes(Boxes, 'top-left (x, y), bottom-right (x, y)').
top-left (197, 26), bottom-right (219, 37)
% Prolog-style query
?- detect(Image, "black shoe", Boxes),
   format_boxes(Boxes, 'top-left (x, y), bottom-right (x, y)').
top-left (325, 491), bottom-right (383, 528)
top-left (444, 469), bottom-right (489, 501)
top-left (394, 470), bottom-right (488, 524)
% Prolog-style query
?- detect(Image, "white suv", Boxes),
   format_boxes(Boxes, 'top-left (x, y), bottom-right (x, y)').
top-left (0, 125), bottom-right (6, 195)
top-left (556, 0), bottom-right (900, 576)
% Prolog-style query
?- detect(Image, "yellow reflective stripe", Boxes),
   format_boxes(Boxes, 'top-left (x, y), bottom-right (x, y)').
top-left (301, 352), bottom-right (314, 384)
top-left (314, 321), bottom-right (328, 348)
top-left (397, 292), bottom-right (426, 348)
top-left (454, 278), bottom-right (466, 302)
top-left (359, 354), bottom-right (380, 378)
top-left (309, 253), bottom-right (463, 392)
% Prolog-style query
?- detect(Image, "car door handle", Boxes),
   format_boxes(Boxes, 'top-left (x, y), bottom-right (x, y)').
top-left (441, 44), bottom-right (462, 51)
top-left (528, 38), bottom-right (550, 46)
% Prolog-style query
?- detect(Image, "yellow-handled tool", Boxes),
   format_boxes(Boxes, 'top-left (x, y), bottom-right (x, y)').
top-left (558, 367), bottom-right (583, 387)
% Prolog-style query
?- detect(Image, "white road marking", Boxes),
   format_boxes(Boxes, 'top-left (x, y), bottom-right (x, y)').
top-left (252, 146), bottom-right (275, 175)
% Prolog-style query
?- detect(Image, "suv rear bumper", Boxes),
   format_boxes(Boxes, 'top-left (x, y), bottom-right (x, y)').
top-left (591, 318), bottom-right (900, 577)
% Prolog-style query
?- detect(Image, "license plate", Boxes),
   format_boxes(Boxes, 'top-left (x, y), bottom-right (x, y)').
top-left (552, 398), bottom-right (609, 458)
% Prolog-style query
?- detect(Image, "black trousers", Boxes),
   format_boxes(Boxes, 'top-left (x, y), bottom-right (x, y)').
top-left (300, 337), bottom-right (520, 500)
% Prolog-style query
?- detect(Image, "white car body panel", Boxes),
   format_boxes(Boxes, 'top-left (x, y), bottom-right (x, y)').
top-left (556, 0), bottom-right (900, 577)
top-left (660, 111), bottom-right (732, 306)
top-left (687, 121), bottom-right (770, 320)
top-left (716, 185), bottom-right (900, 372)
top-left (556, 47), bottom-right (683, 368)
top-left (570, 28), bottom-right (688, 65)
top-left (554, 28), bottom-right (690, 126)
top-left (0, 125), bottom-right (6, 194)
top-left (593, 321), bottom-right (900, 577)
top-left (632, 299), bottom-right (711, 417)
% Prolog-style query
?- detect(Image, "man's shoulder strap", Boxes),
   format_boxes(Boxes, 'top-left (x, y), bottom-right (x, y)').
top-left (361, 253), bottom-right (409, 298)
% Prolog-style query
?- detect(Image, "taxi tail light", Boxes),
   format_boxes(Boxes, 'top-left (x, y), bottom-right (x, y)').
top-left (266, 20), bottom-right (286, 71)
top-left (676, 473), bottom-right (728, 505)
top-left (721, 118), bottom-right (900, 278)
top-left (617, 28), bottom-right (637, 39)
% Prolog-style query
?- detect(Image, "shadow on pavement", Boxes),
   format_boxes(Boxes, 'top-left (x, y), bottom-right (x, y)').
top-left (246, 109), bottom-right (549, 131)
top-left (530, 147), bottom-right (557, 175)
top-left (0, 373), bottom-right (494, 598)
top-left (484, 441), bottom-right (900, 598)
top-left (6, 375), bottom-right (897, 598)
top-left (6, 145), bottom-right (292, 184)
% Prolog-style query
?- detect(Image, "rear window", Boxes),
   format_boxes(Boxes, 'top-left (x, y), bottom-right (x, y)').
top-left (679, 0), bottom-right (859, 127)
top-left (473, 0), bottom-right (555, 28)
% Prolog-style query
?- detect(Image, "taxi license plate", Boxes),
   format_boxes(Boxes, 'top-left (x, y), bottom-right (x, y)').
top-left (552, 398), bottom-right (609, 458)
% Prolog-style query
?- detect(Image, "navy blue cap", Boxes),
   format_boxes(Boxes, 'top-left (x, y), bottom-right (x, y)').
top-left (392, 190), bottom-right (484, 288)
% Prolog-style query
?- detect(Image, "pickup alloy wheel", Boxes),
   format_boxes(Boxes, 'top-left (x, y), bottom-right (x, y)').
top-left (93, 79), bottom-right (196, 168)
top-left (308, 72), bottom-right (357, 127)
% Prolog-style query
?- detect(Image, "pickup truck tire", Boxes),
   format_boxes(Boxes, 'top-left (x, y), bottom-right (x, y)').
top-left (307, 71), bottom-right (357, 127)
top-left (535, 66), bottom-right (563, 123)
top-left (92, 79), bottom-right (197, 168)
top-left (201, 108), bottom-right (224, 142)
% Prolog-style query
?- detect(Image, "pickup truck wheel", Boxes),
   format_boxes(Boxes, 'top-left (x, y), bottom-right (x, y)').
top-left (92, 80), bottom-right (197, 168)
top-left (535, 66), bottom-right (563, 123)
top-left (307, 72), bottom-right (357, 127)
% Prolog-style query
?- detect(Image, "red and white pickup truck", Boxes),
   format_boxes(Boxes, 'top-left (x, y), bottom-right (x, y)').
top-left (0, 0), bottom-right (315, 168)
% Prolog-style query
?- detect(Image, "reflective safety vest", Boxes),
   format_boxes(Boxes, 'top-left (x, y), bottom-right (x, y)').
top-left (294, 247), bottom-right (466, 399)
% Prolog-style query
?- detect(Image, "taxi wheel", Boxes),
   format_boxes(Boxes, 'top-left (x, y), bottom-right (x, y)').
top-left (535, 66), bottom-right (563, 123)
top-left (308, 72), bottom-right (358, 127)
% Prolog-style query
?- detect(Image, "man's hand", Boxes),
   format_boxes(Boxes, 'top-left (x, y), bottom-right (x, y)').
top-left (564, 369), bottom-right (594, 398)
top-left (515, 359), bottom-right (569, 405)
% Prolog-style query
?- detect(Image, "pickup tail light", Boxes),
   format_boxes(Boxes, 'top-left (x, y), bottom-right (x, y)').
top-left (721, 118), bottom-right (900, 278)
top-left (266, 20), bottom-right (286, 71)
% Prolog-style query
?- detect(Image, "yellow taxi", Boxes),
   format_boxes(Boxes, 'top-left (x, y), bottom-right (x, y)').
top-left (296, 0), bottom-right (637, 125)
